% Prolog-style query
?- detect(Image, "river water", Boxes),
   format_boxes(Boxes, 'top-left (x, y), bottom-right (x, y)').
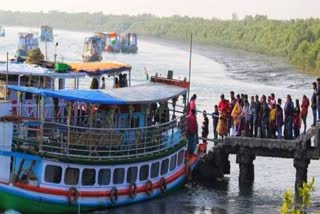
top-left (1, 26), bottom-right (319, 214)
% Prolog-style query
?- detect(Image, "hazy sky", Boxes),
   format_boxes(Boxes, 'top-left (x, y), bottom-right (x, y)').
top-left (2, 0), bottom-right (320, 20)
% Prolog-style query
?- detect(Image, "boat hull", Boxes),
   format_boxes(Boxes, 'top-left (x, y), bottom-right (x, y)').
top-left (82, 53), bottom-right (102, 62)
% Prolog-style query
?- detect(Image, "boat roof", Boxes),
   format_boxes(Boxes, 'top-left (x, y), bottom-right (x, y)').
top-left (8, 83), bottom-right (187, 105)
top-left (69, 61), bottom-right (132, 76)
top-left (0, 63), bottom-right (86, 78)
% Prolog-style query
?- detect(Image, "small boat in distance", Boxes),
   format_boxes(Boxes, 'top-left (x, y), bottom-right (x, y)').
top-left (105, 32), bottom-right (121, 52)
top-left (0, 26), bottom-right (5, 37)
top-left (40, 25), bottom-right (54, 42)
top-left (82, 36), bottom-right (103, 62)
top-left (121, 33), bottom-right (138, 53)
top-left (16, 33), bottom-right (39, 60)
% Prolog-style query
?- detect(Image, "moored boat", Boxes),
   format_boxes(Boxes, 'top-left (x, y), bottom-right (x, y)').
top-left (94, 32), bottom-right (107, 50)
top-left (0, 74), bottom-right (205, 214)
top-left (40, 25), bottom-right (54, 42)
top-left (121, 33), bottom-right (138, 53)
top-left (0, 26), bottom-right (5, 37)
top-left (16, 33), bottom-right (39, 60)
top-left (105, 32), bottom-right (121, 53)
top-left (82, 37), bottom-right (103, 62)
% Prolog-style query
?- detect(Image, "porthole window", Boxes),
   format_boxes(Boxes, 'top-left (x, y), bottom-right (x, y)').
top-left (98, 169), bottom-right (111, 185)
top-left (44, 165), bottom-right (62, 184)
top-left (160, 159), bottom-right (169, 176)
top-left (170, 155), bottom-right (177, 171)
top-left (127, 166), bottom-right (138, 183)
top-left (178, 150), bottom-right (184, 166)
top-left (113, 168), bottom-right (125, 184)
top-left (64, 167), bottom-right (79, 185)
top-left (151, 162), bottom-right (160, 179)
top-left (139, 165), bottom-right (149, 181)
top-left (82, 168), bottom-right (96, 186)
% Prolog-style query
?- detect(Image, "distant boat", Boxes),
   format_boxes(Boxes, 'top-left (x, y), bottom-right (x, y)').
top-left (94, 32), bottom-right (107, 50)
top-left (82, 36), bottom-right (103, 62)
top-left (121, 33), bottom-right (138, 53)
top-left (105, 32), bottom-right (121, 53)
top-left (0, 26), bottom-right (5, 37)
top-left (16, 33), bottom-right (39, 60)
top-left (40, 25), bottom-right (54, 42)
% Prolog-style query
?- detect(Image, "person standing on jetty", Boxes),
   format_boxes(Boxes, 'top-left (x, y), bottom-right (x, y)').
top-left (187, 109), bottom-right (198, 154)
top-left (301, 95), bottom-right (309, 134)
top-left (276, 99), bottom-right (284, 139)
top-left (260, 95), bottom-right (269, 138)
top-left (229, 91), bottom-right (236, 135)
top-left (201, 110), bottom-right (209, 143)
top-left (284, 95), bottom-right (294, 140)
top-left (217, 94), bottom-right (229, 139)
top-left (311, 82), bottom-right (317, 126)
top-left (317, 78), bottom-right (320, 121)
top-left (293, 99), bottom-right (301, 138)
top-left (212, 105), bottom-right (219, 140)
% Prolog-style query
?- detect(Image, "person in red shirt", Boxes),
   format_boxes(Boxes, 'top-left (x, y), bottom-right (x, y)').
top-left (216, 94), bottom-right (229, 139)
top-left (187, 109), bottom-right (198, 154)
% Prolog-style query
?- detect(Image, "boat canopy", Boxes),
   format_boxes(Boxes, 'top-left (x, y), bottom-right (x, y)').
top-left (68, 61), bottom-right (132, 76)
top-left (0, 63), bottom-right (86, 78)
top-left (7, 83), bottom-right (187, 105)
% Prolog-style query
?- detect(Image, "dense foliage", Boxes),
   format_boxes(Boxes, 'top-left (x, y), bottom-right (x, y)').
top-left (1, 10), bottom-right (320, 73)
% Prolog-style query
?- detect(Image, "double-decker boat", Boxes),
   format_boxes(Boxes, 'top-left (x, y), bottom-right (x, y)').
top-left (121, 33), bottom-right (138, 53)
top-left (16, 33), bottom-right (39, 60)
top-left (0, 74), bottom-right (204, 214)
top-left (94, 32), bottom-right (107, 50)
top-left (82, 37), bottom-right (103, 62)
top-left (40, 25), bottom-right (54, 42)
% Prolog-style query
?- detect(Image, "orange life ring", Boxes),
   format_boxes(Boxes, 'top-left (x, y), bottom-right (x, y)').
top-left (159, 177), bottom-right (167, 193)
top-left (145, 180), bottom-right (153, 197)
top-left (110, 186), bottom-right (118, 205)
top-left (67, 186), bottom-right (79, 205)
top-left (128, 182), bottom-right (137, 199)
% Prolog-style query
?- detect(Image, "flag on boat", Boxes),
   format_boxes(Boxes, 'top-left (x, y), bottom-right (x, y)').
top-left (109, 32), bottom-right (116, 45)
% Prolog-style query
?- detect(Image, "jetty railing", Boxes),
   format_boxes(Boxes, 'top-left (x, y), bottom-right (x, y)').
top-left (12, 115), bottom-right (187, 160)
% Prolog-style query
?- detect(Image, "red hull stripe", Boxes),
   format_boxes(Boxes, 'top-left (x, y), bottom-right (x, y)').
top-left (12, 156), bottom-right (198, 198)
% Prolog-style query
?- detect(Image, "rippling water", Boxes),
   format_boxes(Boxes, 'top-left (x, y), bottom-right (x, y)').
top-left (1, 26), bottom-right (319, 214)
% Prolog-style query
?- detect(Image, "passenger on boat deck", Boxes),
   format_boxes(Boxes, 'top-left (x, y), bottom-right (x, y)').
top-left (100, 76), bottom-right (106, 89)
top-left (187, 109), bottom-right (198, 154)
top-left (114, 77), bottom-right (120, 88)
top-left (187, 94), bottom-right (197, 116)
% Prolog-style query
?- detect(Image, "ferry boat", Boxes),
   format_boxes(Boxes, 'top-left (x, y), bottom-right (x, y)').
top-left (105, 32), bottom-right (121, 53)
top-left (0, 26), bottom-right (5, 37)
top-left (0, 74), bottom-right (204, 214)
top-left (82, 37), bottom-right (103, 62)
top-left (16, 33), bottom-right (39, 60)
top-left (40, 25), bottom-right (54, 42)
top-left (121, 33), bottom-right (138, 53)
top-left (94, 32), bottom-right (107, 50)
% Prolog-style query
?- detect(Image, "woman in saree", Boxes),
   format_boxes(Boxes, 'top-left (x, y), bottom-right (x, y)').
top-left (216, 94), bottom-right (229, 139)
top-left (231, 98), bottom-right (242, 136)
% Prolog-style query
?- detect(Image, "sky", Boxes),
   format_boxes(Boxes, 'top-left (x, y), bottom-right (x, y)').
top-left (2, 0), bottom-right (320, 20)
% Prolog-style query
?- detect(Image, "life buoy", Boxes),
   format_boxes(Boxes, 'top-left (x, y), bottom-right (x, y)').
top-left (159, 177), bottom-right (167, 193)
top-left (67, 186), bottom-right (79, 205)
top-left (128, 182), bottom-right (137, 199)
top-left (145, 180), bottom-right (153, 197)
top-left (110, 186), bottom-right (118, 205)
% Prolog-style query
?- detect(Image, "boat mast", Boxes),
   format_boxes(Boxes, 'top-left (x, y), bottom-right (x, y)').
top-left (187, 32), bottom-right (193, 102)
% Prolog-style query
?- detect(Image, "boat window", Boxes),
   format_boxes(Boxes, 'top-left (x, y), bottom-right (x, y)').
top-left (160, 159), bottom-right (169, 176)
top-left (126, 166), bottom-right (138, 183)
top-left (64, 167), bottom-right (79, 185)
top-left (139, 165), bottom-right (149, 181)
top-left (151, 162), bottom-right (160, 179)
top-left (44, 165), bottom-right (62, 184)
top-left (98, 169), bottom-right (111, 185)
top-left (178, 150), bottom-right (185, 166)
top-left (131, 117), bottom-right (140, 128)
top-left (113, 168), bottom-right (125, 184)
top-left (170, 155), bottom-right (177, 171)
top-left (82, 168), bottom-right (96, 186)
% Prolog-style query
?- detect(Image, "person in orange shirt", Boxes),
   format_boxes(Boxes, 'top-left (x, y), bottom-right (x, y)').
top-left (269, 103), bottom-right (276, 138)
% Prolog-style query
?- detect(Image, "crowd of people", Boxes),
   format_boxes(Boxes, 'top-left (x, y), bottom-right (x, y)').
top-left (186, 78), bottom-right (320, 154)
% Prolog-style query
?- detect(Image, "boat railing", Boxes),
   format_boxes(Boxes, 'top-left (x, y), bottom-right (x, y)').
top-left (12, 115), bottom-right (187, 160)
